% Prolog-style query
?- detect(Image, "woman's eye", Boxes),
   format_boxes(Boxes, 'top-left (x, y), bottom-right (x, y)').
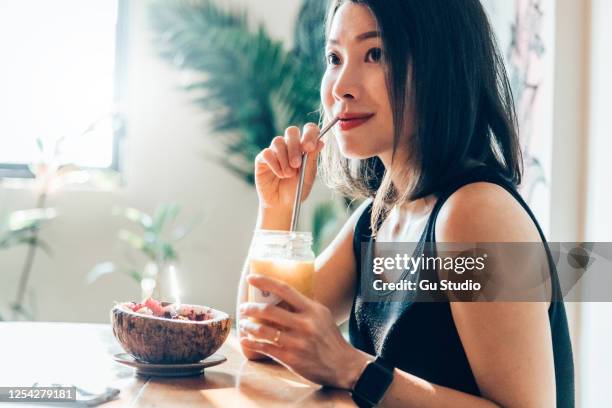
top-left (326, 52), bottom-right (340, 66)
top-left (365, 47), bottom-right (383, 63)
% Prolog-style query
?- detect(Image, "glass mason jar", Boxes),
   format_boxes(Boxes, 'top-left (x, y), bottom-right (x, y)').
top-left (248, 230), bottom-right (315, 305)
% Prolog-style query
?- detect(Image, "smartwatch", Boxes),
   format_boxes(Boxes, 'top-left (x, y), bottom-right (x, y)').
top-left (351, 356), bottom-right (394, 407)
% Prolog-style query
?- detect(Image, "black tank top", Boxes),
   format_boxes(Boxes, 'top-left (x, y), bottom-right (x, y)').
top-left (349, 165), bottom-right (575, 407)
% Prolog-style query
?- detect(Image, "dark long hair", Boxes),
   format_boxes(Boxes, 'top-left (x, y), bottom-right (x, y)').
top-left (319, 0), bottom-right (523, 235)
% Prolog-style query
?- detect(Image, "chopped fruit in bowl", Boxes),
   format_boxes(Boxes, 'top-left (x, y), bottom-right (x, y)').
top-left (111, 298), bottom-right (231, 364)
top-left (121, 297), bottom-right (213, 321)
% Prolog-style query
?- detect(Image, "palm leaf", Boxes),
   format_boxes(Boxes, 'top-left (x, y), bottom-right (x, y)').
top-left (113, 206), bottom-right (154, 230)
top-left (0, 209), bottom-right (57, 251)
top-left (149, 0), bottom-right (326, 185)
top-left (151, 203), bottom-right (181, 234)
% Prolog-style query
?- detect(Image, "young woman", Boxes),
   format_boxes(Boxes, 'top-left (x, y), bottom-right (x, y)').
top-left (236, 1), bottom-right (574, 407)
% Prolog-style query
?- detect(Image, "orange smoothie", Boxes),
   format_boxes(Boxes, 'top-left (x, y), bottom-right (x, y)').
top-left (248, 258), bottom-right (315, 304)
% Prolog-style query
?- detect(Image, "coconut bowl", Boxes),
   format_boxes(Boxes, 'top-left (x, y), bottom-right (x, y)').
top-left (110, 302), bottom-right (231, 364)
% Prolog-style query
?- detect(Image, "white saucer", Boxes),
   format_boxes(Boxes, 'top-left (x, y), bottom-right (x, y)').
top-left (113, 353), bottom-right (227, 377)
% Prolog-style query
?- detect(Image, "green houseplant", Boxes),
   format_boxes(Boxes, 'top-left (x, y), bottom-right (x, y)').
top-left (149, 0), bottom-right (350, 251)
top-left (88, 203), bottom-right (199, 300)
top-left (0, 208), bottom-right (56, 320)
top-left (2, 117), bottom-right (119, 321)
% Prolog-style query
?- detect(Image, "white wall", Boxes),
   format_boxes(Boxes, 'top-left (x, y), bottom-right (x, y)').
top-left (551, 0), bottom-right (589, 404)
top-left (580, 0), bottom-right (612, 406)
top-left (553, 0), bottom-right (612, 406)
top-left (0, 0), bottom-right (330, 322)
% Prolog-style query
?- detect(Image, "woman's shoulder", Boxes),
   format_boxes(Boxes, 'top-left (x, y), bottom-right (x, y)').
top-left (351, 198), bottom-right (374, 233)
top-left (434, 181), bottom-right (541, 243)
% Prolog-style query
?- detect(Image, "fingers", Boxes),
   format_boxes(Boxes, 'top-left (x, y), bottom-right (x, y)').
top-left (305, 140), bottom-right (324, 174)
top-left (271, 136), bottom-right (295, 178)
top-left (258, 148), bottom-right (283, 178)
top-left (247, 274), bottom-right (311, 312)
top-left (239, 322), bottom-right (301, 359)
top-left (238, 319), bottom-right (281, 344)
top-left (238, 319), bottom-right (301, 347)
top-left (301, 123), bottom-right (324, 187)
top-left (301, 122), bottom-right (320, 153)
top-left (258, 124), bottom-right (325, 180)
top-left (239, 301), bottom-right (301, 328)
top-left (240, 336), bottom-right (289, 363)
top-left (285, 126), bottom-right (302, 169)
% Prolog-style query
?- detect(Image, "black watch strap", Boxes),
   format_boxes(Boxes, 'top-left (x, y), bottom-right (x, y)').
top-left (351, 356), bottom-right (394, 408)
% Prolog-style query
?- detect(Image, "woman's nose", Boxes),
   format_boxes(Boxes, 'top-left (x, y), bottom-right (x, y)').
top-left (332, 64), bottom-right (360, 101)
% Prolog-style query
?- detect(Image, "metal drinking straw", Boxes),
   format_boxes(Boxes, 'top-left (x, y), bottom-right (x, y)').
top-left (289, 117), bottom-right (340, 232)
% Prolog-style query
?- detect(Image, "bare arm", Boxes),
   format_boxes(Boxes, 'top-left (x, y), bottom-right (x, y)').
top-left (236, 199), bottom-right (369, 359)
top-left (343, 184), bottom-right (556, 407)
top-left (239, 183), bottom-right (557, 407)
top-left (238, 121), bottom-right (361, 360)
top-left (358, 301), bottom-right (553, 408)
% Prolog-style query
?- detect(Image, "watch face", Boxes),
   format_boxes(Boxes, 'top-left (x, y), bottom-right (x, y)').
top-left (352, 358), bottom-right (394, 407)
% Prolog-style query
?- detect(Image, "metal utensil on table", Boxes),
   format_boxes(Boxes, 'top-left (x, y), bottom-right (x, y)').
top-left (289, 117), bottom-right (340, 232)
top-left (35, 383), bottom-right (120, 407)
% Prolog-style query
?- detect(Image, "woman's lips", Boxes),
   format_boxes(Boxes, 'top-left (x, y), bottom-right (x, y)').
top-left (337, 114), bottom-right (374, 131)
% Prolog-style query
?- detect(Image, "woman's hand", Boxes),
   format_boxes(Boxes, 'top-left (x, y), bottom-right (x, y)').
top-left (254, 124), bottom-right (325, 211)
top-left (238, 274), bottom-right (371, 389)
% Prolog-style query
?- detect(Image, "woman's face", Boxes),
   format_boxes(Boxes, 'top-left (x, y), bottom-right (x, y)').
top-left (321, 2), bottom-right (395, 160)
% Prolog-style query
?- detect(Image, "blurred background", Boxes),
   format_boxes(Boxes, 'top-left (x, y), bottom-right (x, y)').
top-left (0, 0), bottom-right (609, 406)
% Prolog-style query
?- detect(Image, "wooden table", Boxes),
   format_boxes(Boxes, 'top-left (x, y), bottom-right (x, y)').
top-left (0, 322), bottom-right (354, 407)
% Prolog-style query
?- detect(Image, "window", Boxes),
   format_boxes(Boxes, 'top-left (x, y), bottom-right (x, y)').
top-left (0, 0), bottom-right (127, 178)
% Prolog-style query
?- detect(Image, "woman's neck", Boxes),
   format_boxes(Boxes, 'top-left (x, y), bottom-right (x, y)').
top-left (378, 148), bottom-right (437, 216)
top-left (378, 147), bottom-right (413, 199)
